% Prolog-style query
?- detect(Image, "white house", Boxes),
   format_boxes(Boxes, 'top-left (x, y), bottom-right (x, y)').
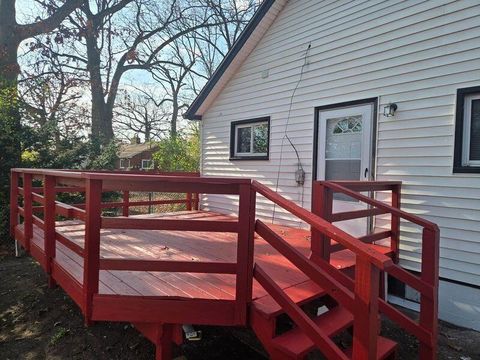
top-left (184, 0), bottom-right (480, 331)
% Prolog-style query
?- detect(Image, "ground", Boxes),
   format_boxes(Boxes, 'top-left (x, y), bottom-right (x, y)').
top-left (1, 242), bottom-right (479, 360)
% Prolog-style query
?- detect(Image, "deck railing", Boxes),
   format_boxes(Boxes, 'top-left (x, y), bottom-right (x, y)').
top-left (251, 179), bottom-right (439, 360)
top-left (10, 169), bottom-right (254, 327)
top-left (317, 180), bottom-right (439, 360)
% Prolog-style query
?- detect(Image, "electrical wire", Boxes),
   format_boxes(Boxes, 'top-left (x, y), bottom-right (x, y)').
top-left (272, 43), bottom-right (311, 224)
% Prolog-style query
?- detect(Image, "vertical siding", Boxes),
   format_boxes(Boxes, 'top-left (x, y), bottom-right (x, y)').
top-left (200, 0), bottom-right (480, 286)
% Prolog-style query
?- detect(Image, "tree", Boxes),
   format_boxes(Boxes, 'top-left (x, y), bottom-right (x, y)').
top-left (0, 0), bottom-right (84, 238)
top-left (152, 128), bottom-right (200, 172)
top-left (114, 86), bottom-right (170, 142)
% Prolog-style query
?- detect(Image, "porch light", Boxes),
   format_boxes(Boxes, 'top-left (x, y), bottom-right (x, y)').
top-left (383, 103), bottom-right (398, 117)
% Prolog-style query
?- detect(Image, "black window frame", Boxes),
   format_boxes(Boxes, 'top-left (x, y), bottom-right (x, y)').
top-left (230, 117), bottom-right (270, 160)
top-left (454, 86), bottom-right (480, 174)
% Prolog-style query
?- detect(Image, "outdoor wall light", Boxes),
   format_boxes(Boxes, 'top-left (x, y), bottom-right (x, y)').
top-left (383, 103), bottom-right (398, 117)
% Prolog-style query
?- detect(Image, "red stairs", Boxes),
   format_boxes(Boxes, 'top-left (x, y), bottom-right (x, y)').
top-left (249, 180), bottom-right (439, 360)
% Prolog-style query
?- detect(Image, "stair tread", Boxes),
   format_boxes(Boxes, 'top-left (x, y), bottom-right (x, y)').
top-left (330, 244), bottom-right (393, 270)
top-left (252, 279), bottom-right (326, 319)
top-left (345, 336), bottom-right (397, 360)
top-left (271, 306), bottom-right (354, 357)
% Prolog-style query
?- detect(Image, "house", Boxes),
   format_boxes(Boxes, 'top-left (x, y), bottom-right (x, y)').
top-left (185, 0), bottom-right (480, 331)
top-left (117, 136), bottom-right (158, 170)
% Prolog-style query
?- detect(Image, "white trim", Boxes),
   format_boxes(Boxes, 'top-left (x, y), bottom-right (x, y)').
top-left (233, 121), bottom-right (268, 157)
top-left (462, 94), bottom-right (480, 167)
top-left (141, 159), bottom-right (153, 170)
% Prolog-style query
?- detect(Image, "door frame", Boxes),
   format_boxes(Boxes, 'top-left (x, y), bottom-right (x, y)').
top-left (312, 97), bottom-right (378, 181)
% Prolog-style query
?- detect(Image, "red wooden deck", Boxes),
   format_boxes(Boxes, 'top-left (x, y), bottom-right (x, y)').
top-left (10, 169), bottom-right (440, 360)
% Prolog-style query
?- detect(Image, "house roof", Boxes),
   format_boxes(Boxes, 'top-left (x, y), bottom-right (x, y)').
top-left (118, 142), bottom-right (158, 159)
top-left (183, 0), bottom-right (285, 120)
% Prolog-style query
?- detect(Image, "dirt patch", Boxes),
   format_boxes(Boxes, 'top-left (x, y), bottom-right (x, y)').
top-left (1, 242), bottom-right (479, 359)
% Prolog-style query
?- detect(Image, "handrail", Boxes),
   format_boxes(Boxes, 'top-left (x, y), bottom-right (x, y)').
top-left (322, 181), bottom-right (438, 230)
top-left (319, 180), bottom-right (439, 359)
top-left (252, 180), bottom-right (392, 270)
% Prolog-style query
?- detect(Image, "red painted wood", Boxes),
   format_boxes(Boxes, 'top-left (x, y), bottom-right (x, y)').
top-left (234, 183), bottom-right (255, 324)
top-left (92, 295), bottom-right (236, 325)
top-left (256, 219), bottom-right (355, 311)
top-left (253, 180), bottom-right (392, 270)
top-left (52, 260), bottom-right (84, 309)
top-left (322, 181), bottom-right (436, 230)
top-left (330, 231), bottom-right (392, 252)
top-left (83, 179), bottom-right (103, 324)
top-left (9, 170), bottom-right (19, 237)
top-left (331, 207), bottom-right (389, 222)
top-left (43, 175), bottom-right (57, 288)
top-left (101, 217), bottom-right (239, 233)
top-left (419, 227), bottom-right (439, 360)
top-left (99, 259), bottom-right (237, 274)
top-left (32, 192), bottom-right (45, 205)
top-left (56, 232), bottom-right (84, 257)
top-left (352, 256), bottom-right (380, 360)
top-left (254, 265), bottom-right (349, 360)
top-left (23, 173), bottom-right (33, 252)
top-left (122, 191), bottom-right (129, 217)
top-left (391, 184), bottom-right (401, 263)
top-left (272, 306), bottom-right (353, 358)
top-left (311, 181), bottom-right (332, 262)
top-left (186, 192), bottom-right (192, 211)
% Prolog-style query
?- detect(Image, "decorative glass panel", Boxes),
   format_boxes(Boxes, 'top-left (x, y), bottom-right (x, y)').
top-left (253, 123), bottom-right (268, 154)
top-left (332, 116), bottom-right (362, 134)
top-left (470, 99), bottom-right (480, 161)
top-left (236, 127), bottom-right (251, 153)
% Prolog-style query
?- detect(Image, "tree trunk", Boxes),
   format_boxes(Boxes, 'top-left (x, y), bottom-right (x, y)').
top-left (171, 93), bottom-right (178, 139)
top-left (85, 29), bottom-right (114, 148)
top-left (0, 1), bottom-right (20, 83)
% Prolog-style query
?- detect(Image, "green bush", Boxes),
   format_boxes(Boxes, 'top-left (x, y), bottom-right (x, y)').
top-left (152, 133), bottom-right (199, 172)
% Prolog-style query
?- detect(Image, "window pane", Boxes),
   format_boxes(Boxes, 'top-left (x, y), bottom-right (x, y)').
top-left (326, 159), bottom-right (361, 201)
top-left (253, 123), bottom-right (268, 154)
top-left (237, 126), bottom-right (251, 153)
top-left (470, 99), bottom-right (480, 161)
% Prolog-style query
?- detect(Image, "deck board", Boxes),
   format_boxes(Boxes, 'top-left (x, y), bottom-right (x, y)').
top-left (20, 211), bottom-right (391, 304)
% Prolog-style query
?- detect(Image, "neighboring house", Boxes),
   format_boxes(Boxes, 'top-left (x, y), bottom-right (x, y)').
top-left (117, 137), bottom-right (158, 170)
top-left (184, 0), bottom-right (480, 330)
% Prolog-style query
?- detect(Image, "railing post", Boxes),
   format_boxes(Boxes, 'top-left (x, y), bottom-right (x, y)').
top-left (44, 175), bottom-right (57, 288)
top-left (311, 182), bottom-right (332, 262)
top-left (83, 179), bottom-right (103, 326)
top-left (194, 193), bottom-right (200, 210)
top-left (352, 256), bottom-right (379, 360)
top-left (23, 173), bottom-right (33, 252)
top-left (419, 227), bottom-right (439, 360)
top-left (9, 170), bottom-right (19, 238)
top-left (122, 190), bottom-right (129, 217)
top-left (234, 183), bottom-right (255, 325)
top-left (390, 184), bottom-right (401, 263)
top-left (186, 192), bottom-right (192, 211)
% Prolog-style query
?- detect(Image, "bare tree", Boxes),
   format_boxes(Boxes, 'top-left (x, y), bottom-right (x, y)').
top-left (114, 86), bottom-right (169, 142)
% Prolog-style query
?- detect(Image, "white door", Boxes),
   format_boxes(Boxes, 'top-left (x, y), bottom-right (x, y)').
top-left (316, 103), bottom-right (374, 236)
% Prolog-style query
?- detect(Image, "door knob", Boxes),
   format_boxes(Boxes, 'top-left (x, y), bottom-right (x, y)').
top-left (364, 168), bottom-right (369, 178)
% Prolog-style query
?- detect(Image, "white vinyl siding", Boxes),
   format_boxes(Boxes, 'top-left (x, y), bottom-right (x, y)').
top-left (200, 0), bottom-right (480, 287)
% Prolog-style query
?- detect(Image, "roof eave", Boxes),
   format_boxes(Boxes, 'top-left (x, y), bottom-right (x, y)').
top-left (183, 0), bottom-right (277, 121)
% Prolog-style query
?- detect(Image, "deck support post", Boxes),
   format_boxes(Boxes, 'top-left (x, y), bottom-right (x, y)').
top-left (9, 170), bottom-right (19, 238)
top-left (352, 256), bottom-right (379, 360)
top-left (23, 173), bottom-right (33, 253)
top-left (234, 183), bottom-right (255, 325)
top-left (186, 192), bottom-right (192, 211)
top-left (311, 182), bottom-right (332, 263)
top-left (44, 175), bottom-right (57, 288)
top-left (83, 179), bottom-right (103, 326)
top-left (419, 227), bottom-right (439, 360)
top-left (154, 324), bottom-right (173, 360)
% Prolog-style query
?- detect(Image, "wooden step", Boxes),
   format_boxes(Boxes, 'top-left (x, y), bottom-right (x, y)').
top-left (252, 279), bottom-right (327, 319)
top-left (330, 244), bottom-right (394, 271)
top-left (344, 336), bottom-right (397, 360)
top-left (271, 306), bottom-right (353, 358)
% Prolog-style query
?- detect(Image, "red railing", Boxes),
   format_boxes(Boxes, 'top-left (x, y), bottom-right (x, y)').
top-left (317, 180), bottom-right (439, 360)
top-left (10, 169), bottom-right (254, 327)
top-left (251, 180), bottom-right (439, 360)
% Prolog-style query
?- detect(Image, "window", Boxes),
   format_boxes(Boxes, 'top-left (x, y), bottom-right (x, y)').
top-left (454, 86), bottom-right (480, 173)
top-left (230, 117), bottom-right (270, 160)
top-left (119, 159), bottom-right (129, 169)
top-left (141, 159), bottom-right (153, 169)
